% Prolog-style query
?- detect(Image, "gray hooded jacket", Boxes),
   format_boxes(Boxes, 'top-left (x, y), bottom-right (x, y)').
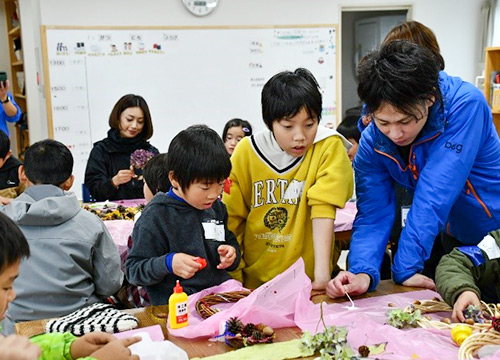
top-left (1, 185), bottom-right (123, 334)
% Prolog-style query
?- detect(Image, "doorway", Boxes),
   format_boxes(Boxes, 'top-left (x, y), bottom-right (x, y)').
top-left (340, 7), bottom-right (409, 122)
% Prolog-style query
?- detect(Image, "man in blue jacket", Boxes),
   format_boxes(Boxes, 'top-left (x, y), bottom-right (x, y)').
top-left (327, 40), bottom-right (500, 298)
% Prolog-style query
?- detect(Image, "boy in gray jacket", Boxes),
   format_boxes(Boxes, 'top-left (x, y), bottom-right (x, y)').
top-left (1, 139), bottom-right (123, 334)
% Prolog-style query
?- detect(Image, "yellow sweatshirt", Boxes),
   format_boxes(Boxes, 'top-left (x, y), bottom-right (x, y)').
top-left (223, 126), bottom-right (353, 288)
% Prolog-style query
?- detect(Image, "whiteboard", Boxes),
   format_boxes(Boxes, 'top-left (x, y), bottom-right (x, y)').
top-left (42, 26), bottom-right (338, 199)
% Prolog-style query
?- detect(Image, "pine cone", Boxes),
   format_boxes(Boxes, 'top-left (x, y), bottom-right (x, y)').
top-left (226, 317), bottom-right (243, 334)
top-left (251, 330), bottom-right (263, 341)
top-left (242, 323), bottom-right (256, 336)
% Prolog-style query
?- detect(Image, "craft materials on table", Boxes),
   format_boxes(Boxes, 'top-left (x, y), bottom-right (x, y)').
top-left (168, 259), bottom-right (500, 359)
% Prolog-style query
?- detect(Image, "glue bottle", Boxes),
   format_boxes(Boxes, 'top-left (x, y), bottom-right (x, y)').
top-left (451, 324), bottom-right (472, 345)
top-left (169, 280), bottom-right (189, 329)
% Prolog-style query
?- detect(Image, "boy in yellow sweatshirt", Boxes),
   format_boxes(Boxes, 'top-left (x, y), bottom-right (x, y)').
top-left (223, 68), bottom-right (353, 290)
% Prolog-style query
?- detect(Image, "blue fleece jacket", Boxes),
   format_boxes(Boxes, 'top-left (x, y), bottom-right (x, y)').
top-left (349, 71), bottom-right (500, 290)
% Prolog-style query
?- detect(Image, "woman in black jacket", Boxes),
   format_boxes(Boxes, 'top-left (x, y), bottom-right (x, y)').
top-left (85, 94), bottom-right (159, 201)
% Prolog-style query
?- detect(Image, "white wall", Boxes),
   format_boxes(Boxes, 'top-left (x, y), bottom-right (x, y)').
top-left (493, 1), bottom-right (500, 46)
top-left (16, 0), bottom-right (484, 143)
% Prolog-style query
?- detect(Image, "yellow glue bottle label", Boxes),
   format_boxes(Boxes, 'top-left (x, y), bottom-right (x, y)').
top-left (169, 280), bottom-right (189, 329)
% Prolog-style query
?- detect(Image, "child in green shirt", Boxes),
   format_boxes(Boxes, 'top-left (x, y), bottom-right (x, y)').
top-left (0, 211), bottom-right (140, 360)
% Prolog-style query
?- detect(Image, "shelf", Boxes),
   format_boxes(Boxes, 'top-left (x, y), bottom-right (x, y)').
top-left (14, 93), bottom-right (26, 99)
top-left (8, 26), bottom-right (20, 36)
top-left (12, 61), bottom-right (23, 66)
top-left (492, 110), bottom-right (500, 115)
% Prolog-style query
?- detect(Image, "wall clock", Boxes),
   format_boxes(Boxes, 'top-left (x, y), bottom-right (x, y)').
top-left (182, 0), bottom-right (219, 17)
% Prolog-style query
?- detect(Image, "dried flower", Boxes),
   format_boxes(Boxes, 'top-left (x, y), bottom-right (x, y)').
top-left (386, 308), bottom-right (422, 329)
top-left (130, 149), bottom-right (155, 170)
top-left (463, 304), bottom-right (484, 324)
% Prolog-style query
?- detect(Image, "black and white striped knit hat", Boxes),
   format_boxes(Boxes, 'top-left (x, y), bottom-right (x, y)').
top-left (45, 303), bottom-right (139, 336)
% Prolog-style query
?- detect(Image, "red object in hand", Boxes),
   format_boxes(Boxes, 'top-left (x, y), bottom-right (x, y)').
top-left (195, 257), bottom-right (207, 270)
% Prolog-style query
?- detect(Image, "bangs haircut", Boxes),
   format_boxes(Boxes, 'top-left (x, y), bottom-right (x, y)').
top-left (143, 153), bottom-right (171, 195)
top-left (108, 94), bottom-right (153, 140)
top-left (24, 139), bottom-right (73, 186)
top-left (168, 125), bottom-right (231, 191)
top-left (261, 68), bottom-right (322, 129)
top-left (357, 40), bottom-right (442, 118)
top-left (222, 118), bottom-right (253, 142)
top-left (0, 130), bottom-right (10, 159)
top-left (0, 212), bottom-right (29, 271)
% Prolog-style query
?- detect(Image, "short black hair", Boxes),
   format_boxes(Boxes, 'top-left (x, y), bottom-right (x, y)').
top-left (222, 118), bottom-right (253, 142)
top-left (357, 40), bottom-right (442, 117)
top-left (143, 153), bottom-right (171, 195)
top-left (24, 139), bottom-right (73, 186)
top-left (261, 68), bottom-right (322, 130)
top-left (168, 125), bottom-right (231, 191)
top-left (0, 131), bottom-right (10, 159)
top-left (337, 115), bottom-right (361, 143)
top-left (0, 212), bottom-right (29, 272)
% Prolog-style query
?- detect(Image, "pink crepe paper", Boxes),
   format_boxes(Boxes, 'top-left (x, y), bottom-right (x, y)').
top-left (168, 259), bottom-right (311, 338)
top-left (169, 258), bottom-right (480, 359)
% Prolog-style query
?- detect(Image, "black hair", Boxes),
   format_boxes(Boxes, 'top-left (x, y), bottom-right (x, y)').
top-left (337, 115), bottom-right (361, 143)
top-left (24, 139), bottom-right (73, 186)
top-left (0, 130), bottom-right (10, 159)
top-left (357, 40), bottom-right (442, 118)
top-left (222, 118), bottom-right (253, 142)
top-left (261, 68), bottom-right (322, 130)
top-left (109, 94), bottom-right (154, 140)
top-left (0, 212), bottom-right (29, 272)
top-left (168, 125), bottom-right (231, 191)
top-left (143, 153), bottom-right (171, 195)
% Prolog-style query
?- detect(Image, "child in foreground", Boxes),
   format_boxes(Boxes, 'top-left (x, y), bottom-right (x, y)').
top-left (436, 229), bottom-right (500, 323)
top-left (0, 211), bottom-right (139, 360)
top-left (223, 68), bottom-right (353, 289)
top-left (126, 125), bottom-right (241, 305)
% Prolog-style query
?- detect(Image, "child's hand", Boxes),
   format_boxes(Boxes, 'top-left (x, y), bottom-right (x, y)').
top-left (0, 335), bottom-right (41, 360)
top-left (89, 337), bottom-right (141, 360)
top-left (172, 253), bottom-right (203, 279)
top-left (0, 196), bottom-right (11, 205)
top-left (70, 332), bottom-right (118, 359)
top-left (217, 245), bottom-right (236, 269)
top-left (452, 291), bottom-right (481, 323)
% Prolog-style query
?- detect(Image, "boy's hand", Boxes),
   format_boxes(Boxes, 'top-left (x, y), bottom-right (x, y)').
top-left (71, 332), bottom-right (117, 359)
top-left (326, 271), bottom-right (370, 298)
top-left (112, 169), bottom-right (135, 187)
top-left (0, 196), bottom-right (12, 205)
top-left (172, 253), bottom-right (203, 279)
top-left (89, 337), bottom-right (141, 360)
top-left (452, 291), bottom-right (481, 323)
top-left (312, 274), bottom-right (330, 291)
top-left (402, 273), bottom-right (436, 290)
top-left (0, 335), bottom-right (41, 360)
top-left (217, 245), bottom-right (236, 269)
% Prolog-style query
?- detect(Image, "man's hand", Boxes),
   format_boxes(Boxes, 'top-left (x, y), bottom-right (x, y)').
top-left (217, 245), bottom-right (236, 269)
top-left (89, 337), bottom-right (141, 360)
top-left (0, 80), bottom-right (9, 101)
top-left (70, 332), bottom-right (117, 359)
top-left (326, 271), bottom-right (370, 298)
top-left (452, 291), bottom-right (481, 323)
top-left (0, 335), bottom-right (41, 360)
top-left (172, 253), bottom-right (203, 279)
top-left (402, 273), bottom-right (435, 290)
